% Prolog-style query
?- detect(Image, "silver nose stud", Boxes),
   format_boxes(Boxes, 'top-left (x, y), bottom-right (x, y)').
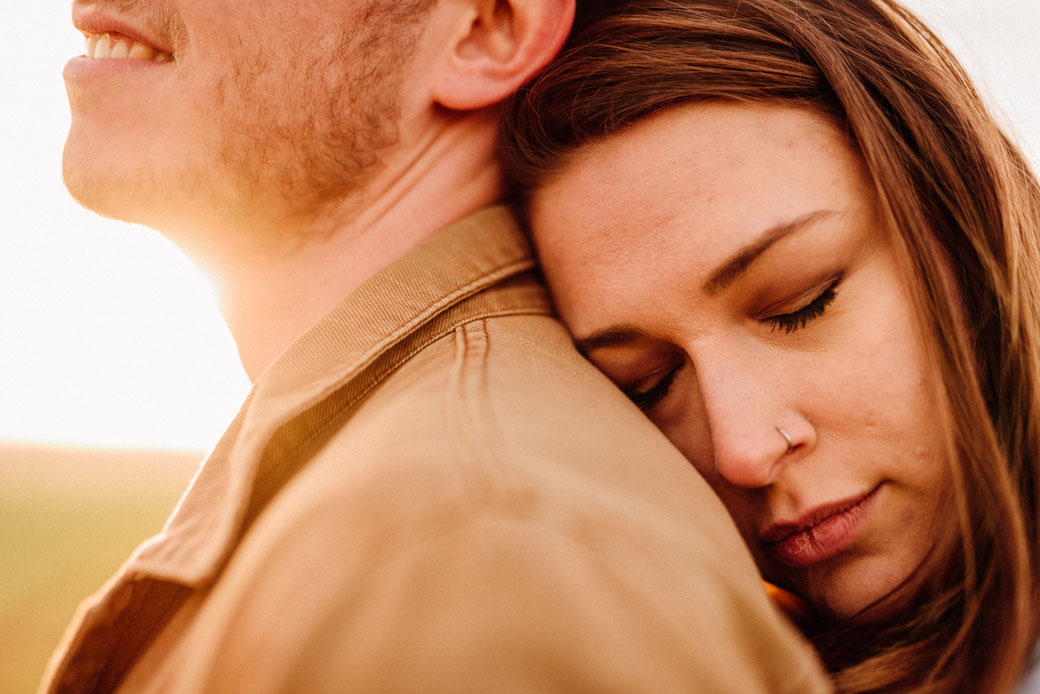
top-left (777, 427), bottom-right (794, 454)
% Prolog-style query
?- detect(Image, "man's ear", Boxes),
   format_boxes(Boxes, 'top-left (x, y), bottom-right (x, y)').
top-left (431, 0), bottom-right (575, 111)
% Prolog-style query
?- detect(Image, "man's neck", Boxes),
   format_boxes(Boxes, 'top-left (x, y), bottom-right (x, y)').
top-left (202, 112), bottom-right (505, 381)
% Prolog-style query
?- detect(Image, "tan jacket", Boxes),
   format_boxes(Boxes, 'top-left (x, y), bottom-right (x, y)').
top-left (41, 208), bottom-right (830, 693)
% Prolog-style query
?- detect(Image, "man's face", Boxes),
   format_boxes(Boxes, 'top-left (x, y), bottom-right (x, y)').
top-left (63, 0), bottom-right (431, 236)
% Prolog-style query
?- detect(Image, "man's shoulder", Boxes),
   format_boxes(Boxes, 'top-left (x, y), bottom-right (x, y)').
top-left (263, 309), bottom-right (736, 571)
top-left (360, 309), bottom-right (640, 435)
top-left (186, 312), bottom-right (829, 694)
top-left (303, 310), bottom-right (679, 494)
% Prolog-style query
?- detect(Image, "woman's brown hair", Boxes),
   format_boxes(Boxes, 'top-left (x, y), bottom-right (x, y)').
top-left (502, 1), bottom-right (1040, 691)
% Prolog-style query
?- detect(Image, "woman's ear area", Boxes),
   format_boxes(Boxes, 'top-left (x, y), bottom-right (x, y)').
top-left (430, 0), bottom-right (575, 111)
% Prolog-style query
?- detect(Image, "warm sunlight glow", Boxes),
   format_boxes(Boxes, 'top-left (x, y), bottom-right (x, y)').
top-left (1, 6), bottom-right (249, 452)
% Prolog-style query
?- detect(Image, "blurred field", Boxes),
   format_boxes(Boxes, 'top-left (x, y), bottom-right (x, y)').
top-left (0, 443), bottom-right (200, 693)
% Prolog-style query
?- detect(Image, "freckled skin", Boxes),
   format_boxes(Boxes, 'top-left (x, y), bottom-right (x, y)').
top-left (530, 102), bottom-right (951, 620)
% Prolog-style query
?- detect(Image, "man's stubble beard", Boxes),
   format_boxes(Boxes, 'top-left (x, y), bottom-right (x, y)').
top-left (215, 0), bottom-right (434, 231)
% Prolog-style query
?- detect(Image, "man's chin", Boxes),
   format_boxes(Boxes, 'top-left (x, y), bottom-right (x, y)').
top-left (62, 145), bottom-right (200, 235)
top-left (64, 144), bottom-right (145, 223)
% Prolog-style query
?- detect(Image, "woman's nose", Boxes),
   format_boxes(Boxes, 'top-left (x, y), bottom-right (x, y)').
top-left (694, 355), bottom-right (803, 489)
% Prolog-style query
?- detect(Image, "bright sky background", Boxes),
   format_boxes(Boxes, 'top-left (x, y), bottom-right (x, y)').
top-left (1, 2), bottom-right (1038, 452)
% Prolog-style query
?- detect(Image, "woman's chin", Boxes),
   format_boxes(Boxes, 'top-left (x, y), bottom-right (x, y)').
top-left (807, 576), bottom-right (917, 625)
top-left (773, 554), bottom-right (920, 625)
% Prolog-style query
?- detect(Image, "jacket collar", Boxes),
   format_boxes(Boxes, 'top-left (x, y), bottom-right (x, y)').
top-left (126, 206), bottom-right (543, 587)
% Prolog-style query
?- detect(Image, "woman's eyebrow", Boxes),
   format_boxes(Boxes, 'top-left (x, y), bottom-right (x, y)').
top-left (575, 210), bottom-right (844, 354)
top-left (575, 325), bottom-right (647, 355)
top-left (702, 209), bottom-right (842, 295)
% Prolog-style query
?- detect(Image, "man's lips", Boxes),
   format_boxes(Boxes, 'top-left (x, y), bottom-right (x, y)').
top-left (72, 5), bottom-right (175, 61)
top-left (760, 484), bottom-right (883, 568)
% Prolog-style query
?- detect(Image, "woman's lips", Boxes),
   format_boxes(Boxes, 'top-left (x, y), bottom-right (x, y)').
top-left (762, 484), bottom-right (882, 569)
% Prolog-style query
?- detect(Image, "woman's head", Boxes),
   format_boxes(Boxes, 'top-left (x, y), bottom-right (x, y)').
top-left (503, 0), bottom-right (1040, 690)
top-left (530, 98), bottom-right (951, 622)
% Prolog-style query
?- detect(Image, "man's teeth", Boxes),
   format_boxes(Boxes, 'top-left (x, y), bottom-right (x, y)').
top-left (85, 32), bottom-right (172, 62)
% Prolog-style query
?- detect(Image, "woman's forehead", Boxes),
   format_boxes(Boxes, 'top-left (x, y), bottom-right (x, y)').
top-left (530, 102), bottom-right (868, 282)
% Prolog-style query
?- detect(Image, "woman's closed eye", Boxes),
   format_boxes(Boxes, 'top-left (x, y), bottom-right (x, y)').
top-left (627, 365), bottom-right (682, 412)
top-left (763, 272), bottom-right (844, 334)
top-left (614, 273), bottom-right (845, 412)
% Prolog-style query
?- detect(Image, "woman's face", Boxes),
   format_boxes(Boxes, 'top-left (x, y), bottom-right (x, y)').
top-left (529, 102), bottom-right (950, 619)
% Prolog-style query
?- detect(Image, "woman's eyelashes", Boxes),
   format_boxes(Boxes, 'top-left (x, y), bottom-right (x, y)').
top-left (763, 272), bottom-right (844, 334)
top-left (628, 366), bottom-right (682, 412)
